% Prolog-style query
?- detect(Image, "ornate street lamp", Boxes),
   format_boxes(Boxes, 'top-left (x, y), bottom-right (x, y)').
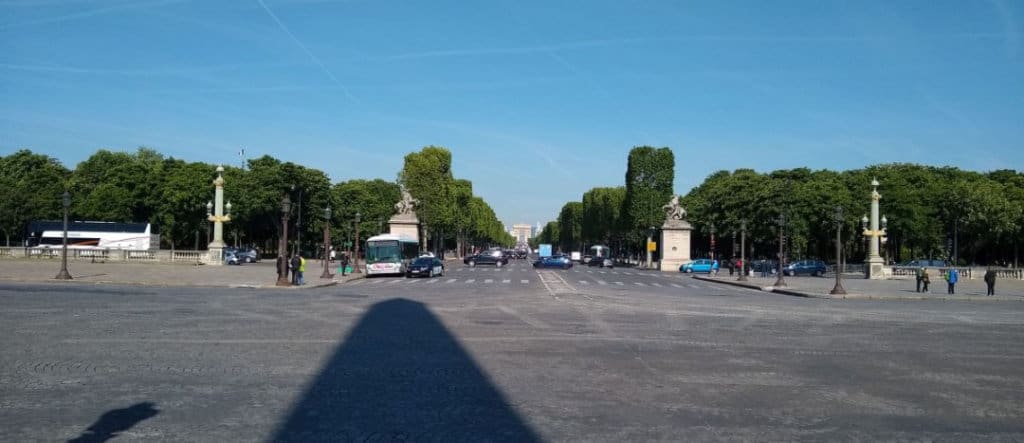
top-left (738, 219), bottom-right (748, 282)
top-left (276, 195), bottom-right (292, 286)
top-left (321, 206), bottom-right (333, 279)
top-left (55, 191), bottom-right (72, 280)
top-left (709, 224), bottom-right (717, 263)
top-left (774, 213), bottom-right (787, 287)
top-left (353, 212), bottom-right (362, 273)
top-left (830, 206), bottom-right (847, 295)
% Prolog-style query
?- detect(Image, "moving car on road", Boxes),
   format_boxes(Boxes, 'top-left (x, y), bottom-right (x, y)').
top-left (465, 250), bottom-right (509, 267)
top-left (783, 260), bottom-right (828, 276)
top-left (405, 256), bottom-right (445, 278)
top-left (533, 255), bottom-right (572, 269)
top-left (679, 259), bottom-right (719, 273)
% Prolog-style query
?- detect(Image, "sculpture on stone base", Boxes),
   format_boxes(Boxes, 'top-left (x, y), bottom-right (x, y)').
top-left (394, 189), bottom-right (419, 217)
top-left (662, 195), bottom-right (687, 221)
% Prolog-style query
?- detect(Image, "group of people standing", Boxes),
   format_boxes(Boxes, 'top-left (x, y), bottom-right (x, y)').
top-left (915, 267), bottom-right (999, 296)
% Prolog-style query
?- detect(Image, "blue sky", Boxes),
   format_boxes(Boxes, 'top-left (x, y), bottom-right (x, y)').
top-left (2, 0), bottom-right (1022, 227)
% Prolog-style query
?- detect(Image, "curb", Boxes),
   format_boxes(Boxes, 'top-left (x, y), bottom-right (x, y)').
top-left (0, 277), bottom-right (342, 290)
top-left (692, 275), bottom-right (1024, 302)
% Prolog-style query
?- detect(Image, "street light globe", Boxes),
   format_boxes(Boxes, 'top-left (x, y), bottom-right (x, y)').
top-left (225, 201), bottom-right (232, 212)
top-left (324, 206), bottom-right (332, 219)
top-left (206, 201), bottom-right (213, 216)
top-left (281, 195), bottom-right (292, 214)
top-left (881, 215), bottom-right (888, 229)
top-left (355, 212), bottom-right (361, 223)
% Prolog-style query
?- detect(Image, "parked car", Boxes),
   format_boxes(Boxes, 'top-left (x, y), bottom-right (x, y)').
top-left (783, 259), bottom-right (828, 276)
top-left (514, 249), bottom-right (529, 259)
top-left (679, 259), bottom-right (719, 273)
top-left (533, 255), bottom-right (572, 269)
top-left (225, 247), bottom-right (259, 263)
top-left (224, 251), bottom-right (242, 265)
top-left (587, 257), bottom-right (614, 268)
top-left (898, 259), bottom-right (948, 268)
top-left (406, 257), bottom-right (444, 278)
top-left (465, 250), bottom-right (508, 267)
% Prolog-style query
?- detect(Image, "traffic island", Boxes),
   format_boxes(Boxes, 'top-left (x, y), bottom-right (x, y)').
top-left (693, 274), bottom-right (1024, 302)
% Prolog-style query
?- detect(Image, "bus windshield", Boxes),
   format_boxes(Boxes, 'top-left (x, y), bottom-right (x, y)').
top-left (365, 240), bottom-right (400, 263)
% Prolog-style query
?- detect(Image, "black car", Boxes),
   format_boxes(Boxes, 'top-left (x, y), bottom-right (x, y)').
top-left (514, 249), bottom-right (529, 259)
top-left (587, 256), bottom-right (613, 268)
top-left (406, 257), bottom-right (445, 278)
top-left (465, 251), bottom-right (508, 267)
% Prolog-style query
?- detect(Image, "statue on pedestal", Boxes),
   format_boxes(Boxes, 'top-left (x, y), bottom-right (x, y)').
top-left (662, 195), bottom-right (687, 221)
top-left (394, 189), bottom-right (419, 218)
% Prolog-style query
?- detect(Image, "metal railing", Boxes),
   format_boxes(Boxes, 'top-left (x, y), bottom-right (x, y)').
top-left (0, 247), bottom-right (211, 264)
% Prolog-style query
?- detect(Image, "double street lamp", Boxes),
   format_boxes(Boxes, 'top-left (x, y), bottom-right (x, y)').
top-left (55, 191), bottom-right (72, 280)
top-left (276, 195), bottom-right (292, 287)
top-left (709, 224), bottom-right (717, 264)
top-left (321, 206), bottom-right (333, 279)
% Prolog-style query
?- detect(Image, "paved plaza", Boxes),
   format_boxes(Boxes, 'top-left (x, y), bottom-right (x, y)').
top-left (2, 260), bottom-right (1024, 441)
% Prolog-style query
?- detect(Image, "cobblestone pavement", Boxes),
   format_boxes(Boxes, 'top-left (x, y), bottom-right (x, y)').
top-left (2, 262), bottom-right (1023, 441)
top-left (0, 259), bottom-right (358, 288)
top-left (695, 272), bottom-right (1024, 301)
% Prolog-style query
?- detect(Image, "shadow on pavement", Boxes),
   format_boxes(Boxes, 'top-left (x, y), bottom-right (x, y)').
top-left (269, 298), bottom-right (542, 442)
top-left (67, 402), bottom-right (160, 443)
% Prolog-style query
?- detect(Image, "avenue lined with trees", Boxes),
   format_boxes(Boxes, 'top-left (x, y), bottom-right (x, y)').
top-left (536, 148), bottom-right (1024, 267)
top-left (0, 147), bottom-right (514, 256)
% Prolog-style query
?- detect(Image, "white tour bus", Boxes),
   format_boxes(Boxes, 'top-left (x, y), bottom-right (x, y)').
top-left (25, 220), bottom-right (160, 250)
top-left (364, 233), bottom-right (420, 276)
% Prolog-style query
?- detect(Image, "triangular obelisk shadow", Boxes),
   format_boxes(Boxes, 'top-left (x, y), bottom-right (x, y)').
top-left (269, 298), bottom-right (542, 442)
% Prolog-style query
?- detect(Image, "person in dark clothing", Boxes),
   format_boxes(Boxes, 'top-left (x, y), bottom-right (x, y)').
top-left (984, 268), bottom-right (997, 296)
top-left (339, 252), bottom-right (350, 276)
top-left (276, 256), bottom-right (285, 280)
top-left (921, 268), bottom-right (930, 293)
top-left (915, 267), bottom-right (923, 292)
top-left (290, 254), bottom-right (301, 285)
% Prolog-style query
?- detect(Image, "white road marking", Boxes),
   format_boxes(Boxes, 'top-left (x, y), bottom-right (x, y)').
top-left (502, 279), bottom-right (510, 284)
top-left (687, 284), bottom-right (700, 289)
top-left (634, 282), bottom-right (646, 286)
top-left (579, 280), bottom-right (589, 285)
top-left (651, 282), bottom-right (662, 287)
top-left (520, 279), bottom-right (529, 284)
top-left (465, 279), bottom-right (475, 283)
top-left (484, 279), bottom-right (493, 283)
top-left (597, 280), bottom-right (607, 285)
top-left (614, 281), bottom-right (624, 286)
top-left (427, 278), bottom-right (440, 283)
top-left (446, 279), bottom-right (457, 283)
top-left (671, 283), bottom-right (682, 288)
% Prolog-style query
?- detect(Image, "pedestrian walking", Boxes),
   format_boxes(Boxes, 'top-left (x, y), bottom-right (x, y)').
top-left (290, 254), bottom-right (301, 285)
top-left (921, 268), bottom-right (930, 293)
top-left (984, 267), bottom-right (996, 296)
top-left (760, 259), bottom-right (768, 278)
top-left (945, 267), bottom-right (959, 294)
top-left (298, 255), bottom-right (306, 285)
top-left (727, 259), bottom-right (735, 276)
top-left (339, 252), bottom-right (350, 276)
top-left (915, 266), bottom-right (924, 293)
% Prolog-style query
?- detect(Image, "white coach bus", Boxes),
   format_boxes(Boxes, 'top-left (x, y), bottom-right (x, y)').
top-left (25, 220), bottom-right (160, 250)
top-left (364, 233), bottom-right (420, 276)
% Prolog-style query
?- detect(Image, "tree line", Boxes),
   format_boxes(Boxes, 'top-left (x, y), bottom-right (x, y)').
top-left (533, 148), bottom-right (1024, 266)
top-left (0, 147), bottom-right (515, 255)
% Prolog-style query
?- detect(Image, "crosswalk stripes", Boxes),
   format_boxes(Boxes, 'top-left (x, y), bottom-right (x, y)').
top-left (615, 281), bottom-right (624, 286)
top-left (465, 279), bottom-right (475, 283)
top-left (651, 282), bottom-right (662, 287)
top-left (578, 280), bottom-right (589, 285)
top-left (597, 280), bottom-right (607, 285)
top-left (484, 279), bottom-right (493, 284)
top-left (670, 283), bottom-right (682, 288)
top-left (521, 279), bottom-right (529, 284)
top-left (634, 282), bottom-right (646, 287)
top-left (502, 279), bottom-right (510, 284)
top-left (446, 278), bottom-right (457, 283)
top-left (427, 278), bottom-right (440, 283)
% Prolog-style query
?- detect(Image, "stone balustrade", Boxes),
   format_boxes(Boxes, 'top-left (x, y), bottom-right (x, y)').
top-left (0, 247), bottom-right (208, 264)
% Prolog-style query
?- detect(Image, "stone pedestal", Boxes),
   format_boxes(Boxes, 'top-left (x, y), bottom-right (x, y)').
top-left (207, 247), bottom-right (224, 265)
top-left (867, 256), bottom-right (887, 280)
top-left (388, 216), bottom-right (420, 243)
top-left (659, 219), bottom-right (693, 272)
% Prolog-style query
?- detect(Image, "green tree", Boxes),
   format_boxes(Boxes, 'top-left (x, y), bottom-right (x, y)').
top-left (398, 146), bottom-right (456, 253)
top-left (557, 201), bottom-right (584, 252)
top-left (623, 146), bottom-right (675, 250)
top-left (0, 150), bottom-right (70, 246)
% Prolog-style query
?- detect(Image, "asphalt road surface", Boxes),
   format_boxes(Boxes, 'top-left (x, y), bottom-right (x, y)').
top-left (2, 259), bottom-right (1023, 442)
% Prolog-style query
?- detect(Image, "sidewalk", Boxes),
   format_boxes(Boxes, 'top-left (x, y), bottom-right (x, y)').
top-left (694, 272), bottom-right (1024, 301)
top-left (0, 259), bottom-right (364, 289)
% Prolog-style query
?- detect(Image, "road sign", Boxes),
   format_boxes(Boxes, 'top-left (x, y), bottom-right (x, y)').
top-left (647, 241), bottom-right (657, 252)
top-left (539, 244), bottom-right (552, 257)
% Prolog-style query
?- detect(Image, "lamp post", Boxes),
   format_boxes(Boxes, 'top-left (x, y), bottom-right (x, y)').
top-left (55, 191), bottom-right (72, 280)
top-left (353, 212), bottom-right (362, 273)
top-left (709, 224), bottom-right (716, 262)
top-left (829, 206), bottom-right (847, 295)
top-left (421, 222), bottom-right (429, 253)
top-left (290, 185), bottom-right (303, 256)
top-left (206, 166), bottom-right (232, 265)
top-left (862, 178), bottom-right (888, 279)
top-left (321, 206), bottom-right (333, 279)
top-left (276, 195), bottom-right (292, 286)
top-left (774, 213), bottom-right (787, 287)
top-left (738, 219), bottom-right (748, 282)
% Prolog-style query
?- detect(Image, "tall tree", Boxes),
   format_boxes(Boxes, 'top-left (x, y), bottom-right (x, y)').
top-left (0, 150), bottom-right (70, 246)
top-left (623, 146), bottom-right (675, 248)
top-left (557, 201), bottom-right (584, 253)
top-left (398, 146), bottom-right (456, 251)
